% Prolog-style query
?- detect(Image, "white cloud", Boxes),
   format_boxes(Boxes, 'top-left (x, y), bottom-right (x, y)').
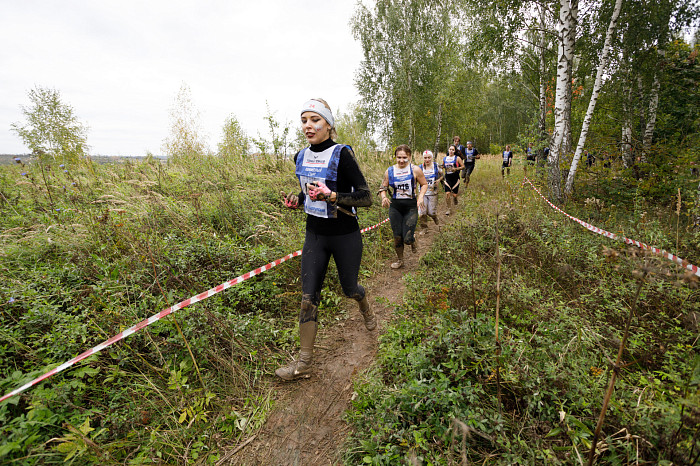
top-left (0, 0), bottom-right (366, 155)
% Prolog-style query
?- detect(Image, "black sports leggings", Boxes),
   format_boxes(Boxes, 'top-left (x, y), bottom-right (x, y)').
top-left (389, 198), bottom-right (418, 245)
top-left (301, 229), bottom-right (365, 306)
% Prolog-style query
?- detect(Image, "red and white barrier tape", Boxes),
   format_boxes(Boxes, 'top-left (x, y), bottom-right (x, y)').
top-left (523, 177), bottom-right (700, 277)
top-left (361, 217), bottom-right (390, 233)
top-left (1, 218), bottom-right (389, 403)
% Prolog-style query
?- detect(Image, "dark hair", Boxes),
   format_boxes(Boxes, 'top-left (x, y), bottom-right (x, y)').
top-left (395, 144), bottom-right (411, 157)
top-left (449, 144), bottom-right (463, 157)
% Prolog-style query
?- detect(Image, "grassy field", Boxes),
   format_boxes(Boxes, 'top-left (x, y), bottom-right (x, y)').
top-left (1, 152), bottom-right (699, 464)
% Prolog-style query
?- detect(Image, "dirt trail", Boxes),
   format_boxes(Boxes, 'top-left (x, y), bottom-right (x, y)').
top-left (224, 210), bottom-right (453, 466)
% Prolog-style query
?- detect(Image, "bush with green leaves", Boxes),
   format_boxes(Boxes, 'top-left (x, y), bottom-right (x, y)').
top-left (345, 167), bottom-right (699, 464)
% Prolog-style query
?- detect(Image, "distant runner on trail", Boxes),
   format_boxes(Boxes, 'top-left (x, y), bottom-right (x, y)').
top-left (453, 135), bottom-right (466, 159)
top-left (379, 144), bottom-right (428, 269)
top-left (460, 140), bottom-right (480, 188)
top-left (526, 142), bottom-right (536, 165)
top-left (501, 145), bottom-right (513, 177)
top-left (418, 150), bottom-right (443, 232)
top-left (441, 144), bottom-right (464, 216)
top-left (278, 98), bottom-right (375, 381)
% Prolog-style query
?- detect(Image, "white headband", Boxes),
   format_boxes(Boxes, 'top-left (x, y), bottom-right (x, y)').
top-left (301, 100), bottom-right (334, 127)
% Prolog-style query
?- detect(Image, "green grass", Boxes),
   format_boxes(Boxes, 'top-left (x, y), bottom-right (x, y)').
top-left (0, 153), bottom-right (393, 464)
top-left (344, 158), bottom-right (700, 465)
top-left (1, 153), bottom-right (698, 464)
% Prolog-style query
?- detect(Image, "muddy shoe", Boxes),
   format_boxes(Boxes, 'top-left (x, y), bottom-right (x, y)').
top-left (275, 359), bottom-right (312, 381)
top-left (411, 242), bottom-right (417, 253)
top-left (358, 296), bottom-right (377, 330)
top-left (390, 260), bottom-right (404, 269)
top-left (445, 209), bottom-right (451, 216)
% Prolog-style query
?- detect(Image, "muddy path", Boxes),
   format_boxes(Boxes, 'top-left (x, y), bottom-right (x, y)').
top-left (221, 208), bottom-right (455, 465)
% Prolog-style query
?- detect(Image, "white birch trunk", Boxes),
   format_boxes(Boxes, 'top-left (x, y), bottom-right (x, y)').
top-left (538, 3), bottom-right (548, 149)
top-left (642, 11), bottom-right (670, 162)
top-left (434, 101), bottom-right (442, 155)
top-left (549, 0), bottom-right (578, 201)
top-left (621, 73), bottom-right (634, 167)
top-left (696, 181), bottom-right (700, 229)
top-left (642, 72), bottom-right (660, 160)
top-left (564, 0), bottom-right (623, 195)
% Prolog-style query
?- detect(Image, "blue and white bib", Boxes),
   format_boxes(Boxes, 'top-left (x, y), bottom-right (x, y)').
top-left (443, 154), bottom-right (459, 174)
top-left (295, 144), bottom-right (347, 218)
top-left (464, 148), bottom-right (477, 163)
top-left (422, 162), bottom-right (439, 192)
top-left (502, 151), bottom-right (512, 162)
top-left (388, 164), bottom-right (415, 199)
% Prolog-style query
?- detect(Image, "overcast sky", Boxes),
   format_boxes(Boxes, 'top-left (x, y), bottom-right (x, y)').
top-left (0, 1), bottom-right (367, 156)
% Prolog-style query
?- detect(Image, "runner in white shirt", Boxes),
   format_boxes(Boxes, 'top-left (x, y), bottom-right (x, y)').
top-left (418, 150), bottom-right (443, 231)
top-left (379, 144), bottom-right (428, 269)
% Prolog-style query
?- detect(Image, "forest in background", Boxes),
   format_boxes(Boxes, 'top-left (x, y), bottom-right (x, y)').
top-left (1, 0), bottom-right (700, 464)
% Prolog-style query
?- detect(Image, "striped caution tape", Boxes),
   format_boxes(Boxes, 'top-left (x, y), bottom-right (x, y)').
top-left (361, 217), bottom-right (390, 233)
top-left (1, 217), bottom-right (389, 403)
top-left (523, 177), bottom-right (700, 277)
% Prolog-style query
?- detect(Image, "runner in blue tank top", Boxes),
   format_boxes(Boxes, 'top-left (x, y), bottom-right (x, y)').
top-left (379, 144), bottom-right (428, 269)
top-left (460, 141), bottom-right (480, 188)
top-left (501, 145), bottom-right (513, 177)
top-left (419, 149), bottom-right (443, 231)
top-left (441, 144), bottom-right (464, 215)
top-left (278, 98), bottom-right (374, 381)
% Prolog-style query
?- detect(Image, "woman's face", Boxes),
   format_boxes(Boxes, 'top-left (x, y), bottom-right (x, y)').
top-left (301, 111), bottom-right (331, 145)
top-left (423, 152), bottom-right (433, 165)
top-left (395, 149), bottom-right (410, 168)
top-left (448, 145), bottom-right (455, 156)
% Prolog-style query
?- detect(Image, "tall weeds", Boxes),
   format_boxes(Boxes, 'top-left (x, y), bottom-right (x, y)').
top-left (0, 151), bottom-right (390, 464)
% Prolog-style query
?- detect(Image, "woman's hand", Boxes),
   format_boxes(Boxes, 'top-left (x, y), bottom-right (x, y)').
top-left (307, 181), bottom-right (332, 201)
top-left (281, 191), bottom-right (300, 209)
top-left (381, 196), bottom-right (391, 208)
top-left (418, 199), bottom-right (426, 216)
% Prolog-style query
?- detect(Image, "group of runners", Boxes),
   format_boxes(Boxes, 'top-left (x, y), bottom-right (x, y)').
top-left (378, 136), bottom-right (482, 269)
top-left (277, 96), bottom-right (527, 381)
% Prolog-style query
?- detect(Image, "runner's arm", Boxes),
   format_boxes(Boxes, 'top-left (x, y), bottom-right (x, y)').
top-left (334, 147), bottom-right (372, 208)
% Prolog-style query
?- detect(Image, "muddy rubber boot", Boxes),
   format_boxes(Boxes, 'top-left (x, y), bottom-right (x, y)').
top-left (430, 214), bottom-right (439, 225)
top-left (275, 321), bottom-right (317, 380)
top-left (358, 295), bottom-right (376, 330)
top-left (445, 197), bottom-right (452, 216)
top-left (391, 244), bottom-right (404, 269)
top-left (419, 215), bottom-right (428, 231)
top-left (410, 240), bottom-right (417, 253)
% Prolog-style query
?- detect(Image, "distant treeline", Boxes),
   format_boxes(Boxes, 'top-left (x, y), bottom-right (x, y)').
top-left (0, 154), bottom-right (166, 165)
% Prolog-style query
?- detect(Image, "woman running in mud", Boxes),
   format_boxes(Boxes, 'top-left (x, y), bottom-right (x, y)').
top-left (442, 144), bottom-right (464, 216)
top-left (379, 144), bottom-right (428, 269)
top-left (278, 98), bottom-right (374, 381)
top-left (418, 149), bottom-right (443, 232)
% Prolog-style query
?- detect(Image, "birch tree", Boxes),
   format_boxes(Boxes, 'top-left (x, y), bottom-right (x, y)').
top-left (162, 83), bottom-right (209, 162)
top-left (564, 0), bottom-right (623, 194)
top-left (352, 0), bottom-right (461, 150)
top-left (641, 0), bottom-right (673, 160)
top-left (548, 0), bottom-right (578, 201)
top-left (11, 86), bottom-right (90, 164)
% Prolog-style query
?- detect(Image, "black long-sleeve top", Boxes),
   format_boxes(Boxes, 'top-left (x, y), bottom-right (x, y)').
top-left (293, 138), bottom-right (372, 236)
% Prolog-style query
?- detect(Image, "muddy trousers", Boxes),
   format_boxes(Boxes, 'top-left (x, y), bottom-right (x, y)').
top-left (301, 229), bottom-right (365, 305)
top-left (389, 199), bottom-right (418, 263)
top-left (276, 230), bottom-right (368, 380)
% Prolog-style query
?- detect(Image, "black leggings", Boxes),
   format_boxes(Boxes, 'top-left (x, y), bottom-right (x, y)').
top-left (389, 198), bottom-right (418, 245)
top-left (301, 229), bottom-right (365, 306)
